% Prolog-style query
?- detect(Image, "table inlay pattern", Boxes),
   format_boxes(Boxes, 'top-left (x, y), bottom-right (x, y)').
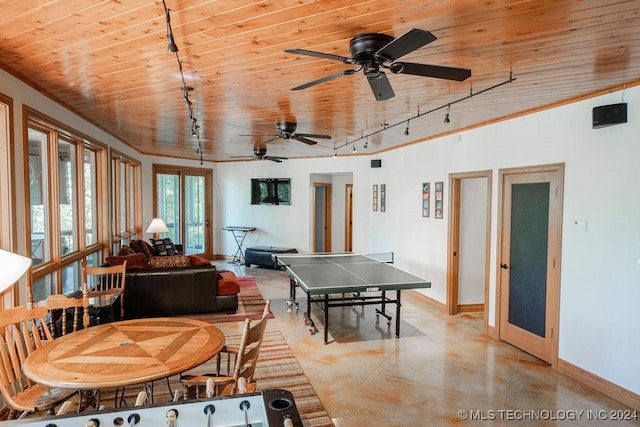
top-left (24, 318), bottom-right (225, 390)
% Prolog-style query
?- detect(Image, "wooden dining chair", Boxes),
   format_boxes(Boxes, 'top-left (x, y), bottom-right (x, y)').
top-left (180, 300), bottom-right (271, 398)
top-left (82, 260), bottom-right (127, 327)
top-left (35, 294), bottom-right (85, 337)
top-left (0, 306), bottom-right (77, 420)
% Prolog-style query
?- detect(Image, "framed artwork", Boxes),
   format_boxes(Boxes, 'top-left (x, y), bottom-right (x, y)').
top-left (434, 181), bottom-right (444, 219)
top-left (380, 184), bottom-right (386, 212)
top-left (373, 184), bottom-right (378, 211)
top-left (422, 182), bottom-right (430, 217)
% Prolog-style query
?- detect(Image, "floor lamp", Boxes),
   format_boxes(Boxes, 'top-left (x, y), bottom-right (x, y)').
top-left (0, 249), bottom-right (32, 295)
top-left (146, 218), bottom-right (169, 239)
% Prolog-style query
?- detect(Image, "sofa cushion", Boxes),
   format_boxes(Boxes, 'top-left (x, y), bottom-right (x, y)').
top-left (187, 254), bottom-right (211, 266)
top-left (130, 239), bottom-right (155, 258)
top-left (149, 254), bottom-right (191, 268)
top-left (117, 245), bottom-right (136, 256)
top-left (150, 238), bottom-right (179, 256)
top-left (105, 253), bottom-right (149, 269)
top-left (218, 271), bottom-right (241, 296)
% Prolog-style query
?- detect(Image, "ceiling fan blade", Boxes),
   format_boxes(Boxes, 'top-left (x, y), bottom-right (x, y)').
top-left (285, 48), bottom-right (353, 64)
top-left (262, 136), bottom-right (280, 144)
top-left (375, 28), bottom-right (436, 62)
top-left (292, 135), bottom-right (319, 145)
top-left (229, 155), bottom-right (254, 159)
top-left (391, 62), bottom-right (471, 81)
top-left (266, 156), bottom-right (287, 163)
top-left (295, 133), bottom-right (331, 140)
top-left (367, 71), bottom-right (395, 101)
top-left (291, 69), bottom-right (356, 91)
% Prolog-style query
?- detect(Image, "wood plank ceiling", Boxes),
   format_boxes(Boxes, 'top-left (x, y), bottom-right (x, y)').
top-left (1, 0), bottom-right (639, 162)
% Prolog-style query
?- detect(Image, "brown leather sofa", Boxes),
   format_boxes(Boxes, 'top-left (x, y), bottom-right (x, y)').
top-left (123, 265), bottom-right (238, 318)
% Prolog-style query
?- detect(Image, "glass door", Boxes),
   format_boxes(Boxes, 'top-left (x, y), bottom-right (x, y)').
top-left (153, 165), bottom-right (212, 256)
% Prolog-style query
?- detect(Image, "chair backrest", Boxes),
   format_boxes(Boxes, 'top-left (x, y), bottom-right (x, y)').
top-left (231, 300), bottom-right (271, 394)
top-left (0, 306), bottom-right (53, 411)
top-left (35, 294), bottom-right (84, 337)
top-left (82, 260), bottom-right (127, 327)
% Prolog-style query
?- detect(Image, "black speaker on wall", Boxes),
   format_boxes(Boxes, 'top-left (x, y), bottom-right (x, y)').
top-left (371, 159), bottom-right (382, 168)
top-left (592, 103), bottom-right (627, 128)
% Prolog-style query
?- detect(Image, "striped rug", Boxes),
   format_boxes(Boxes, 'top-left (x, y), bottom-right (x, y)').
top-left (96, 330), bottom-right (333, 426)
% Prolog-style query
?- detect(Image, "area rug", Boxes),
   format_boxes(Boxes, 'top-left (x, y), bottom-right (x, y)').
top-left (99, 330), bottom-right (334, 427)
top-left (187, 275), bottom-right (275, 323)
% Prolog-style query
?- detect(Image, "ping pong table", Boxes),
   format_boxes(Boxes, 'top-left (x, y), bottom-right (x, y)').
top-left (274, 253), bottom-right (431, 344)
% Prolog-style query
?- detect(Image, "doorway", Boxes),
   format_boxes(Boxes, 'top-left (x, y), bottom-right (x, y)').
top-left (497, 164), bottom-right (564, 366)
top-left (313, 183), bottom-right (332, 252)
top-left (152, 165), bottom-right (213, 257)
top-left (447, 171), bottom-right (492, 323)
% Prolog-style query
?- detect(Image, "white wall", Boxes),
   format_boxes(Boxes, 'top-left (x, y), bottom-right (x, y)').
top-left (217, 87), bottom-right (640, 395)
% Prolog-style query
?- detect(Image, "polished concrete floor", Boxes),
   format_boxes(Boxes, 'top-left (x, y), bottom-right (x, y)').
top-left (216, 261), bottom-right (639, 427)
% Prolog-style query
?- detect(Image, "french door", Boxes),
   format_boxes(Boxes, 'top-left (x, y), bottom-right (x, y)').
top-left (152, 165), bottom-right (212, 257)
top-left (498, 164), bottom-right (564, 365)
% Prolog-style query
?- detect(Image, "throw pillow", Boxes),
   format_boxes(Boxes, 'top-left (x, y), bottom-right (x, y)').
top-left (187, 255), bottom-right (212, 267)
top-left (105, 253), bottom-right (149, 269)
top-left (117, 245), bottom-right (135, 256)
top-left (150, 238), bottom-right (179, 256)
top-left (130, 239), bottom-right (154, 259)
top-left (149, 255), bottom-right (191, 268)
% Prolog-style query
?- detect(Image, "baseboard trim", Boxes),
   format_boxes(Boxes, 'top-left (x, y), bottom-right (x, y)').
top-left (457, 303), bottom-right (484, 313)
top-left (557, 359), bottom-right (640, 411)
top-left (406, 290), bottom-right (447, 312)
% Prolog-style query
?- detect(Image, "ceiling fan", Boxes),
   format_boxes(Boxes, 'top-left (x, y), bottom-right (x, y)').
top-left (285, 28), bottom-right (471, 101)
top-left (242, 121), bottom-right (331, 145)
top-left (230, 146), bottom-right (288, 163)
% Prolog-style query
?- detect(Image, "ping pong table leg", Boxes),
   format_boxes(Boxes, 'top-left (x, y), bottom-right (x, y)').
top-left (395, 290), bottom-right (401, 338)
top-left (323, 294), bottom-right (329, 345)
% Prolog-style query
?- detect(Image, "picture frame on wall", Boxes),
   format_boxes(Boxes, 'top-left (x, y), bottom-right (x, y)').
top-left (435, 181), bottom-right (443, 219)
top-left (380, 184), bottom-right (386, 212)
top-left (422, 182), bottom-right (430, 217)
top-left (373, 184), bottom-right (378, 211)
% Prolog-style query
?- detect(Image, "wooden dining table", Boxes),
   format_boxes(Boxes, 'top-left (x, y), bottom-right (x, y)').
top-left (23, 317), bottom-right (225, 391)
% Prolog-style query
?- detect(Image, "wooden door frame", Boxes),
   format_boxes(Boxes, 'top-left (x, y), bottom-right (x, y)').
top-left (447, 171), bottom-right (492, 332)
top-left (151, 164), bottom-right (213, 258)
top-left (496, 163), bottom-right (564, 367)
top-left (344, 184), bottom-right (353, 252)
top-left (312, 182), bottom-right (332, 252)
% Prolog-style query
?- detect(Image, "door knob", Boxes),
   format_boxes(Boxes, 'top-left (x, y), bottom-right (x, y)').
top-left (500, 263), bottom-right (510, 269)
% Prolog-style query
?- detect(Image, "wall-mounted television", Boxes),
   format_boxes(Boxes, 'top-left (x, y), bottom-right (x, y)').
top-left (251, 178), bottom-right (291, 205)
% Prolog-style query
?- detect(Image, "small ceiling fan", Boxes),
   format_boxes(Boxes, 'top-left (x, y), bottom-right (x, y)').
top-left (242, 121), bottom-right (331, 145)
top-left (230, 146), bottom-right (288, 163)
top-left (285, 28), bottom-right (471, 101)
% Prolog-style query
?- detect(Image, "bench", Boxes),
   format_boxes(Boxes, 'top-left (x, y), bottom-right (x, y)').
top-left (245, 246), bottom-right (298, 268)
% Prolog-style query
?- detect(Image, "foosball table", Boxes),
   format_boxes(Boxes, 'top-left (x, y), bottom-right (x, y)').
top-left (3, 389), bottom-right (302, 427)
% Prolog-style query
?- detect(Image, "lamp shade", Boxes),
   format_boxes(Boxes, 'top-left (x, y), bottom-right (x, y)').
top-left (0, 249), bottom-right (32, 293)
top-left (146, 218), bottom-right (169, 234)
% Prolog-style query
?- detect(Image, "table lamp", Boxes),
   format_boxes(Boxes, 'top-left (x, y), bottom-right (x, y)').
top-left (146, 218), bottom-right (169, 239)
top-left (0, 249), bottom-right (32, 293)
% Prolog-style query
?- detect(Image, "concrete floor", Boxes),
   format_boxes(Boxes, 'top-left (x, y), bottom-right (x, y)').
top-left (215, 261), bottom-right (639, 427)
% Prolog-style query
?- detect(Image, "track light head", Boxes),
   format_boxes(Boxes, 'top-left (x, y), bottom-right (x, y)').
top-left (444, 113), bottom-right (450, 124)
top-left (167, 34), bottom-right (179, 52)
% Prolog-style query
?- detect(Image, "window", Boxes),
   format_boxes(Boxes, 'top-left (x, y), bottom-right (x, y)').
top-left (25, 110), bottom-right (108, 302)
top-left (111, 150), bottom-right (141, 255)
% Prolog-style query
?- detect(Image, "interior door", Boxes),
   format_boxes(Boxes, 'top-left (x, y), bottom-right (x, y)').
top-left (313, 183), bottom-right (332, 252)
top-left (498, 165), bottom-right (563, 364)
top-left (345, 184), bottom-right (353, 252)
